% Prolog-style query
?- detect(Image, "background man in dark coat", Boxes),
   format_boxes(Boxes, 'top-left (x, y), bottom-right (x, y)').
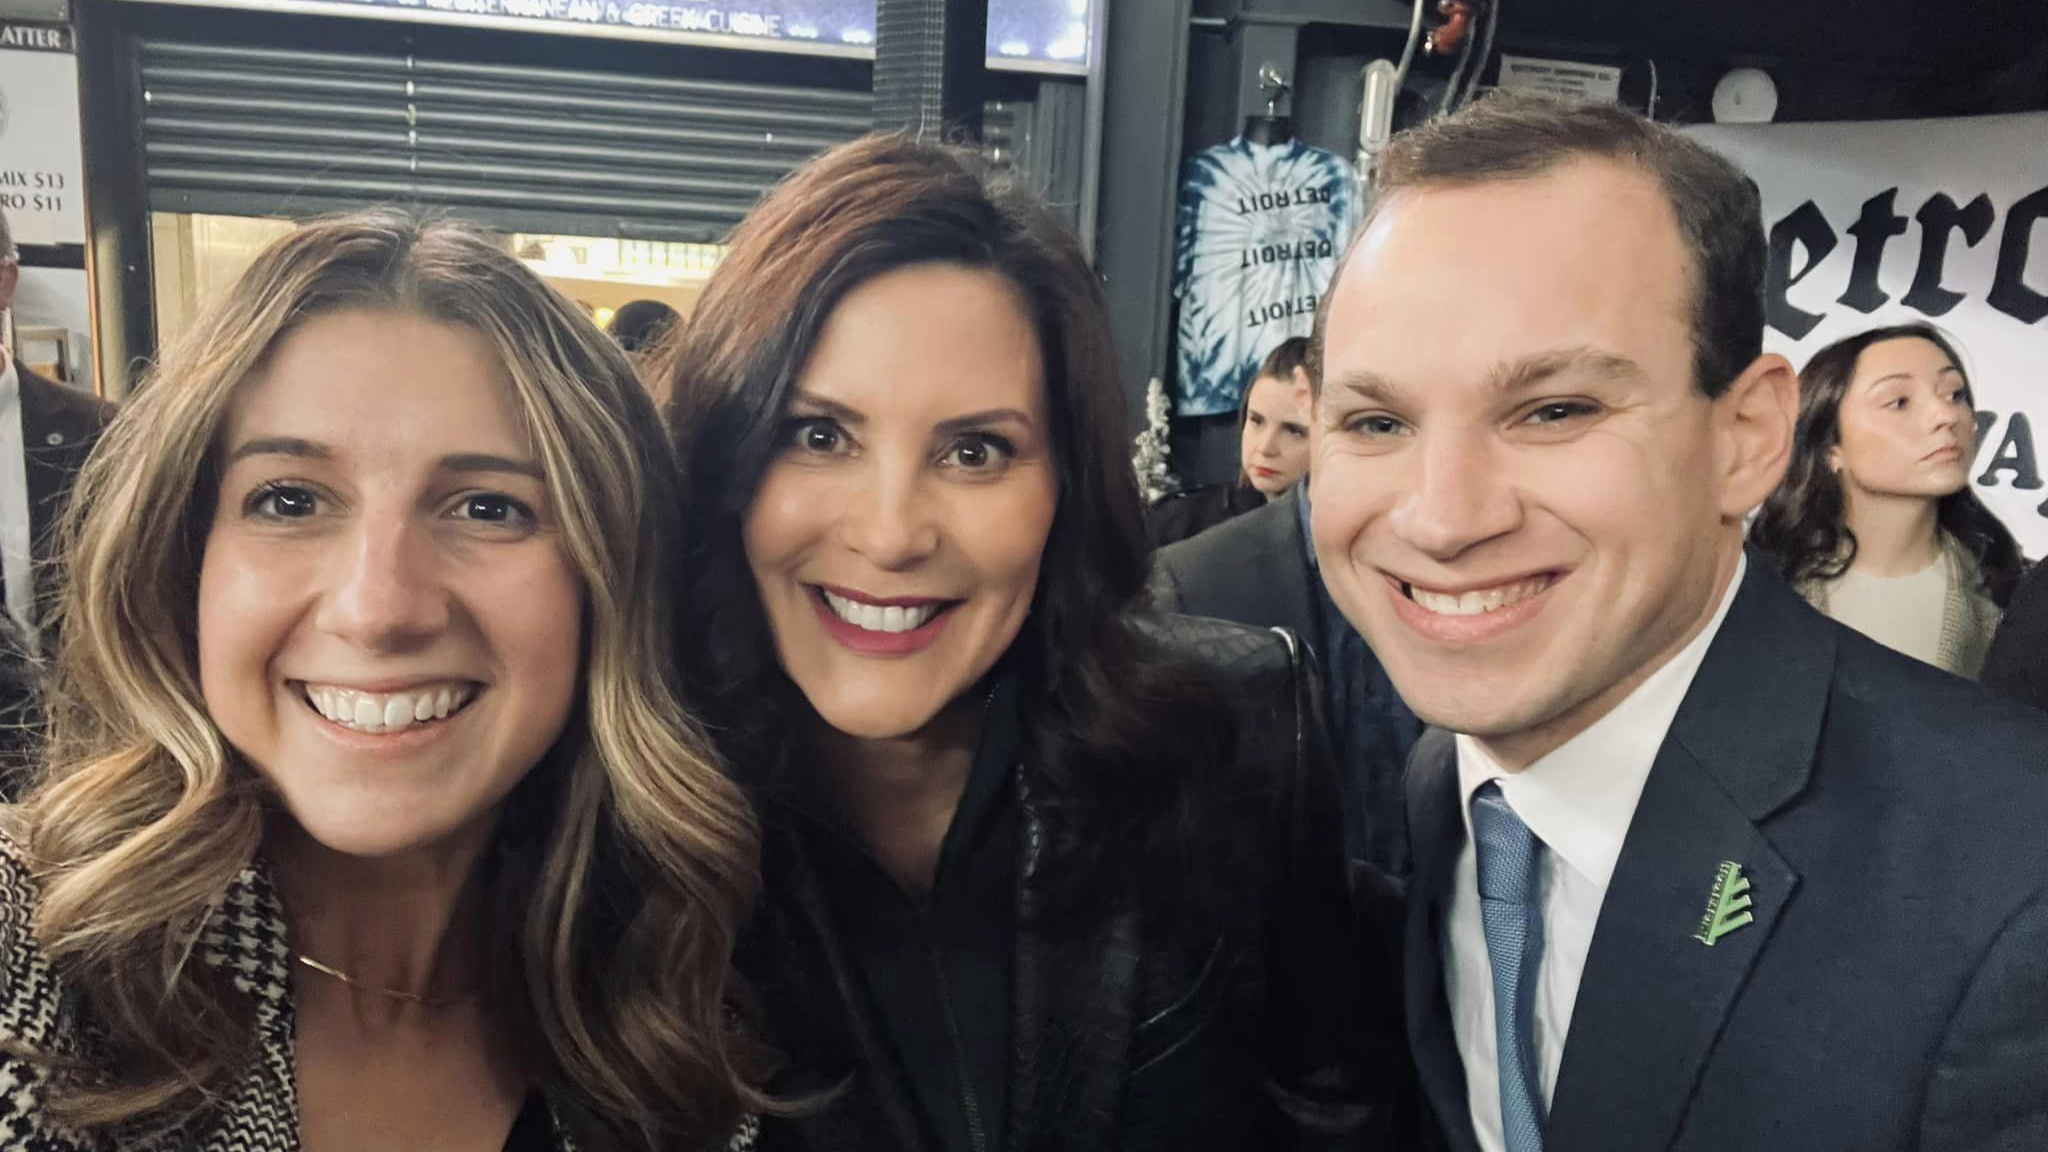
top-left (1149, 483), bottom-right (1422, 878)
top-left (0, 208), bottom-right (117, 787)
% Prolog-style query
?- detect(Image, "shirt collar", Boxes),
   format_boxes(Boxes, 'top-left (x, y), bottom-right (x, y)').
top-left (0, 346), bottom-right (16, 404)
top-left (1454, 553), bottom-right (1748, 891)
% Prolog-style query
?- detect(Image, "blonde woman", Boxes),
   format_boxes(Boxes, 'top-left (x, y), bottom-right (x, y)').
top-left (0, 214), bottom-right (761, 1151)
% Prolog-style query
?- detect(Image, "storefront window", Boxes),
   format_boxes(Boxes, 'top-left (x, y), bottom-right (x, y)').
top-left (150, 212), bottom-right (725, 355)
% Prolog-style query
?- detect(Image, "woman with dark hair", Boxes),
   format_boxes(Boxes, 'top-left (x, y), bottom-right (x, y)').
top-left (1145, 336), bottom-right (1314, 548)
top-left (1752, 323), bottom-right (2023, 678)
top-left (659, 136), bottom-right (1396, 1152)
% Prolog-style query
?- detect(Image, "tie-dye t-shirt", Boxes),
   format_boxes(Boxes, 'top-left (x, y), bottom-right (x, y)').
top-left (1173, 136), bottom-right (1361, 417)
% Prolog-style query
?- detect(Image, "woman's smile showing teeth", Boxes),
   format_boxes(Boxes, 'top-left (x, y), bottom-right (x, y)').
top-left (297, 681), bottom-right (480, 734)
top-left (820, 589), bottom-right (945, 634)
top-left (806, 584), bottom-right (962, 658)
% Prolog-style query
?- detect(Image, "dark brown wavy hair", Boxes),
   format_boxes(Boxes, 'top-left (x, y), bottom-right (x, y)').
top-left (655, 134), bottom-right (1231, 918)
top-left (1751, 323), bottom-right (2024, 606)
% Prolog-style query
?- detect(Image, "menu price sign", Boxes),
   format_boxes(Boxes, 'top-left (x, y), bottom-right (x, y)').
top-left (0, 23), bottom-right (85, 247)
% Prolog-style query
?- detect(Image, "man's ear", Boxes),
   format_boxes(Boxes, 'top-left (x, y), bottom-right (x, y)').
top-left (1716, 352), bottom-right (1797, 520)
top-left (0, 263), bottom-right (18, 314)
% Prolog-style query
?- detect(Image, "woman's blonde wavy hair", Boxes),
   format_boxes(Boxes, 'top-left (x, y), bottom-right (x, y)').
top-left (11, 212), bottom-right (763, 1148)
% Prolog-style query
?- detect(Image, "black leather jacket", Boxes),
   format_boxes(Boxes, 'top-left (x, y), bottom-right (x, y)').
top-left (737, 615), bottom-right (1411, 1152)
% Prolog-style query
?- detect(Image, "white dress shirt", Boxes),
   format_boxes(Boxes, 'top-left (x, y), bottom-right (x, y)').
top-left (1446, 554), bottom-right (1746, 1152)
top-left (0, 348), bottom-right (37, 647)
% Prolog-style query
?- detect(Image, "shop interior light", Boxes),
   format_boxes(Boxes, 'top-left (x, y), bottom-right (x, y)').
top-left (511, 234), bottom-right (726, 286)
top-left (1047, 23), bottom-right (1087, 59)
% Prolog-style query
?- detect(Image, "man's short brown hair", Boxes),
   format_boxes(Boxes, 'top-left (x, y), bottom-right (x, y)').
top-left (1312, 95), bottom-right (1764, 399)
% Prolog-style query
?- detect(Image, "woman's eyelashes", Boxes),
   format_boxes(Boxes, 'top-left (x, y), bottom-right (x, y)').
top-left (450, 492), bottom-right (539, 531)
top-left (778, 414), bottom-right (1021, 474)
top-left (244, 480), bottom-right (325, 521)
top-left (784, 416), bottom-right (852, 456)
top-left (941, 431), bottom-right (1016, 472)
top-left (237, 479), bottom-right (538, 533)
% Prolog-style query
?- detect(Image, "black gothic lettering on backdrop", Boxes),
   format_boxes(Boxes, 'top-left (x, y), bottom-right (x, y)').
top-left (1902, 193), bottom-right (1996, 316)
top-left (1765, 186), bottom-right (2048, 337)
top-left (1839, 191), bottom-right (1910, 313)
top-left (1990, 186), bottom-right (2048, 325)
top-left (1767, 202), bottom-right (1837, 339)
top-left (1978, 412), bottom-right (2045, 492)
top-left (1976, 410), bottom-right (2000, 449)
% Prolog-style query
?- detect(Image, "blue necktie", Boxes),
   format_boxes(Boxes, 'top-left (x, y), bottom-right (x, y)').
top-left (1472, 781), bottom-right (1547, 1152)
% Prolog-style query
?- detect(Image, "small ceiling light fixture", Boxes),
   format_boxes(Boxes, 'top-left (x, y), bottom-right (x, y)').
top-left (1712, 67), bottom-right (1780, 123)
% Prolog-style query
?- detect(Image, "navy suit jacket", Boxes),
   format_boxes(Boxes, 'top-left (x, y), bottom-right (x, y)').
top-left (1406, 559), bottom-right (2048, 1152)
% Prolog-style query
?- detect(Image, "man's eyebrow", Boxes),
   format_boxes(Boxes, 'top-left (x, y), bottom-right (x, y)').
top-left (1330, 370), bottom-right (1407, 406)
top-left (1326, 348), bottom-right (1643, 409)
top-left (1486, 348), bottom-right (1645, 394)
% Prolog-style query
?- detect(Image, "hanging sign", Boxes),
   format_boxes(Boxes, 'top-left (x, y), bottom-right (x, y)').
top-left (1692, 113), bottom-right (2048, 556)
top-left (1497, 54), bottom-right (1621, 104)
top-left (0, 22), bottom-right (85, 246)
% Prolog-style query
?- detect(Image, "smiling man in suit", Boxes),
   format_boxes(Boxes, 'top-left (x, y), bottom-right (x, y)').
top-left (1307, 96), bottom-right (2048, 1152)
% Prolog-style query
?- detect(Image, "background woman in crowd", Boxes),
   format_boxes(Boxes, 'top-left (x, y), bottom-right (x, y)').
top-left (0, 214), bottom-right (761, 1151)
top-left (1144, 336), bottom-right (1312, 547)
top-left (662, 136), bottom-right (1393, 1152)
top-left (1753, 322), bottom-right (2022, 678)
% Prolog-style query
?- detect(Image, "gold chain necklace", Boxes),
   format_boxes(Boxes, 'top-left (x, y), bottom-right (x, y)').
top-left (291, 952), bottom-right (471, 1009)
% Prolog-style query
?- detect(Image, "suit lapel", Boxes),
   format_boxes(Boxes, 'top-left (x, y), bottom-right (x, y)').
top-left (1403, 729), bottom-right (1483, 1152)
top-left (1007, 775), bottom-right (1139, 1152)
top-left (1543, 742), bottom-right (1798, 1152)
top-left (1547, 560), bottom-right (1828, 1152)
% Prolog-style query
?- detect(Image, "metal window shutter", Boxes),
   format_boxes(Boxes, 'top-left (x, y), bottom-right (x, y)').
top-left (140, 38), bottom-right (873, 243)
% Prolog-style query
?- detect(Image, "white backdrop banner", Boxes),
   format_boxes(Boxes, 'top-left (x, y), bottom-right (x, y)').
top-left (0, 23), bottom-right (84, 246)
top-left (1691, 113), bottom-right (2048, 556)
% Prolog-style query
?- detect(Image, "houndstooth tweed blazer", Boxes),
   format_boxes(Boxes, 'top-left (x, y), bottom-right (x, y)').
top-left (0, 836), bottom-right (758, 1151)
